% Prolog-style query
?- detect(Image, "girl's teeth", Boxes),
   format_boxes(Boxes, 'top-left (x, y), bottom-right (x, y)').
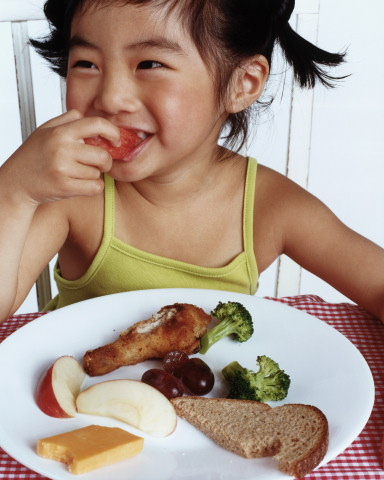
top-left (137, 131), bottom-right (148, 140)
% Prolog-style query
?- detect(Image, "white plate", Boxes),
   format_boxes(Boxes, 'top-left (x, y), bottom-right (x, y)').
top-left (0, 289), bottom-right (374, 480)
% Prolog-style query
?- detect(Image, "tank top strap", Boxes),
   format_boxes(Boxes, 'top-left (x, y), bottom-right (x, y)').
top-left (103, 173), bottom-right (115, 241)
top-left (243, 157), bottom-right (258, 292)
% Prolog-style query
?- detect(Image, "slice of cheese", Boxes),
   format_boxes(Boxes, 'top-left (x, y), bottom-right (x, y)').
top-left (37, 424), bottom-right (144, 474)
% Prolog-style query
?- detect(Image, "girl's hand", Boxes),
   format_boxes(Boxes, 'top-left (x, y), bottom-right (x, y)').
top-left (1, 110), bottom-right (120, 206)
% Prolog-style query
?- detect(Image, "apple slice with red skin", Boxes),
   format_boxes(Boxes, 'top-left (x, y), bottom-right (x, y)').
top-left (35, 356), bottom-right (85, 418)
top-left (84, 127), bottom-right (142, 159)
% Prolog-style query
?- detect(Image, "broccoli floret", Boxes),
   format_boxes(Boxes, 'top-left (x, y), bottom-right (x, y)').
top-left (199, 301), bottom-right (253, 354)
top-left (221, 355), bottom-right (291, 402)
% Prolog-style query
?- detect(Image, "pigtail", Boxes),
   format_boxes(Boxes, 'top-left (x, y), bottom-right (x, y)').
top-left (277, 23), bottom-right (347, 88)
top-left (29, 0), bottom-right (79, 78)
top-left (267, 0), bottom-right (347, 88)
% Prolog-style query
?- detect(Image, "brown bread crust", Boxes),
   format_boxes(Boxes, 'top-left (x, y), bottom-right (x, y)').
top-left (171, 397), bottom-right (328, 478)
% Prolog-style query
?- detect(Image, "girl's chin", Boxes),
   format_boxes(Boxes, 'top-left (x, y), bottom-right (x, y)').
top-left (106, 161), bottom-right (146, 183)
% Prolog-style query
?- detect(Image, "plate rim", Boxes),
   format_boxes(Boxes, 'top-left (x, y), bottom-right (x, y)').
top-left (0, 288), bottom-right (375, 480)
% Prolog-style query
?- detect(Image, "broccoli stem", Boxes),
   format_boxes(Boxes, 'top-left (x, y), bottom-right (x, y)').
top-left (199, 318), bottom-right (239, 354)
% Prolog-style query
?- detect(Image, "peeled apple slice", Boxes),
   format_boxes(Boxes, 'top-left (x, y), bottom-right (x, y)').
top-left (84, 127), bottom-right (142, 159)
top-left (76, 379), bottom-right (177, 437)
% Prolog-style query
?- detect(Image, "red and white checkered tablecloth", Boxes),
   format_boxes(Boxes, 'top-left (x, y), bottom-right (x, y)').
top-left (0, 312), bottom-right (50, 480)
top-left (1, 295), bottom-right (383, 479)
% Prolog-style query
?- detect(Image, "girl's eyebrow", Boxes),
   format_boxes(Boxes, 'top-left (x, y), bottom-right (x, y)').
top-left (68, 35), bottom-right (95, 50)
top-left (130, 38), bottom-right (186, 55)
top-left (68, 35), bottom-right (185, 55)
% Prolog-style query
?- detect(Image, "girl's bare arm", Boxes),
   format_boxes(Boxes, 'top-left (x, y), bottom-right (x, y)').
top-left (0, 189), bottom-right (69, 321)
top-left (261, 168), bottom-right (384, 321)
top-left (0, 110), bottom-right (119, 322)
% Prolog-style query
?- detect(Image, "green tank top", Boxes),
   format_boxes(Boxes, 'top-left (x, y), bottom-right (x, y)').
top-left (45, 157), bottom-right (258, 310)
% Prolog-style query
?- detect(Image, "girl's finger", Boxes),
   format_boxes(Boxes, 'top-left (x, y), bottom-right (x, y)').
top-left (73, 143), bottom-right (113, 173)
top-left (63, 177), bottom-right (106, 198)
top-left (68, 163), bottom-right (105, 181)
top-left (64, 116), bottom-right (121, 147)
top-left (40, 109), bottom-right (83, 129)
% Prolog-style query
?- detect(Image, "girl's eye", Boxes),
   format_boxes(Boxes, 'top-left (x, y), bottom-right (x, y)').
top-left (137, 60), bottom-right (164, 70)
top-left (74, 60), bottom-right (97, 69)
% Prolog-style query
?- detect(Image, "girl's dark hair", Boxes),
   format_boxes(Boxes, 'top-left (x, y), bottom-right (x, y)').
top-left (30, 0), bottom-right (346, 153)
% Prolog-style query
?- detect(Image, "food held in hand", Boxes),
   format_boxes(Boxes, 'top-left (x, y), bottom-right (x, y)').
top-left (35, 356), bottom-right (85, 418)
top-left (84, 127), bottom-right (143, 159)
top-left (171, 397), bottom-right (328, 478)
top-left (83, 303), bottom-right (212, 376)
top-left (199, 301), bottom-right (253, 354)
top-left (222, 355), bottom-right (290, 402)
top-left (178, 358), bottom-right (215, 395)
top-left (36, 425), bottom-right (143, 474)
top-left (76, 379), bottom-right (177, 437)
top-left (141, 369), bottom-right (184, 399)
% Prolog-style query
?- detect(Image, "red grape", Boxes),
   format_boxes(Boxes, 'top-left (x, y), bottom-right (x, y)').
top-left (179, 358), bottom-right (215, 395)
top-left (163, 350), bottom-right (190, 376)
top-left (141, 369), bottom-right (184, 399)
top-left (188, 358), bottom-right (210, 368)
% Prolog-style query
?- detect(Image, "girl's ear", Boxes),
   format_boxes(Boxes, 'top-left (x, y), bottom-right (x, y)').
top-left (226, 55), bottom-right (269, 113)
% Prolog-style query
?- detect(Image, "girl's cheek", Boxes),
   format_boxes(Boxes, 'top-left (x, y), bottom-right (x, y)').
top-left (66, 82), bottom-right (89, 113)
top-left (65, 77), bottom-right (77, 111)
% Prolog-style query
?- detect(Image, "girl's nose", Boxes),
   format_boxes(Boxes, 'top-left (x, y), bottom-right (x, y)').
top-left (93, 69), bottom-right (141, 115)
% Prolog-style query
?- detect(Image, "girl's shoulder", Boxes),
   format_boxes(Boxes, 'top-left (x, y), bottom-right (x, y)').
top-left (253, 163), bottom-right (337, 272)
top-left (34, 192), bottom-right (103, 259)
top-left (54, 192), bottom-right (104, 279)
top-left (64, 192), bottom-right (103, 229)
top-left (255, 163), bottom-right (305, 212)
top-left (254, 162), bottom-right (343, 238)
top-left (255, 163), bottom-right (320, 213)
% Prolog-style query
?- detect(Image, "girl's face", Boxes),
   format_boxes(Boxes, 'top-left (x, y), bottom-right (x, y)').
top-left (66, 2), bottom-right (227, 183)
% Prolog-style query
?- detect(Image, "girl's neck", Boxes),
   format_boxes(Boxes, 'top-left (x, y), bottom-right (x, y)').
top-left (119, 147), bottom-right (239, 208)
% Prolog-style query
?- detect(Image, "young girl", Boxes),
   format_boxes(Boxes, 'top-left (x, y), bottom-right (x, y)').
top-left (0, 0), bottom-right (383, 322)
